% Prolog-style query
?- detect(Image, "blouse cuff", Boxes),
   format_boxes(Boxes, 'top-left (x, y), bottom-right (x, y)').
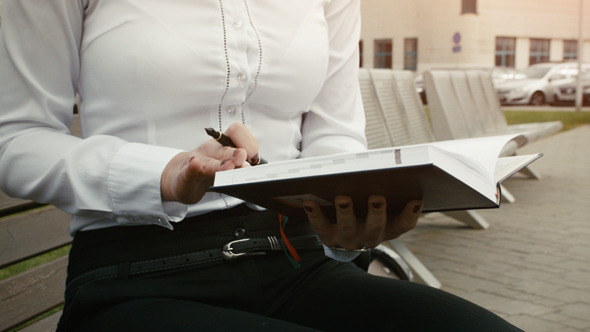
top-left (323, 245), bottom-right (361, 262)
top-left (108, 142), bottom-right (188, 229)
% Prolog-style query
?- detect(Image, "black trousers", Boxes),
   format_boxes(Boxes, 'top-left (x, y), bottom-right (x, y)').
top-left (58, 207), bottom-right (522, 332)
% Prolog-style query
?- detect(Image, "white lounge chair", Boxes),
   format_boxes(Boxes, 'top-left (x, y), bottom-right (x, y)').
top-left (477, 70), bottom-right (563, 147)
top-left (423, 69), bottom-right (553, 182)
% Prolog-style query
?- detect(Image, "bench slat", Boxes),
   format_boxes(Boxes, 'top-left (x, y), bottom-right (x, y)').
top-left (0, 191), bottom-right (42, 219)
top-left (0, 257), bottom-right (67, 331)
top-left (19, 312), bottom-right (62, 332)
top-left (0, 206), bottom-right (71, 268)
top-left (0, 191), bottom-right (24, 210)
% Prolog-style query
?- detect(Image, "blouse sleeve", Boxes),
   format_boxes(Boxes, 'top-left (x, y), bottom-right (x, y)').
top-left (0, 0), bottom-right (186, 231)
top-left (299, 0), bottom-right (367, 158)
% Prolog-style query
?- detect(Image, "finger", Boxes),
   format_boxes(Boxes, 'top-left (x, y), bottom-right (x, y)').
top-left (169, 156), bottom-right (217, 204)
top-left (385, 199), bottom-right (423, 239)
top-left (187, 152), bottom-right (235, 174)
top-left (302, 200), bottom-right (335, 246)
top-left (231, 148), bottom-right (250, 168)
top-left (224, 123), bottom-right (260, 165)
top-left (193, 142), bottom-right (250, 170)
top-left (362, 195), bottom-right (387, 248)
top-left (334, 195), bottom-right (358, 250)
top-left (183, 155), bottom-right (237, 190)
top-left (218, 147), bottom-right (248, 168)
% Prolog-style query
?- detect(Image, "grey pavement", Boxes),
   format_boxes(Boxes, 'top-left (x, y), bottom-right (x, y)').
top-left (400, 125), bottom-right (590, 331)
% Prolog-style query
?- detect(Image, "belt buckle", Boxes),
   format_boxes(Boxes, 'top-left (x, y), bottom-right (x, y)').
top-left (222, 238), bottom-right (267, 260)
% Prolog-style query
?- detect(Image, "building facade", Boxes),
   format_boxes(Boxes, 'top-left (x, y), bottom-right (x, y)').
top-left (1, 1), bottom-right (587, 73)
top-left (360, 0), bottom-right (590, 73)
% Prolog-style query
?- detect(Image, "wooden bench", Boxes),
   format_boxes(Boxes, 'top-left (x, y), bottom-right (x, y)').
top-left (0, 193), bottom-right (71, 332)
top-left (0, 115), bottom-right (80, 331)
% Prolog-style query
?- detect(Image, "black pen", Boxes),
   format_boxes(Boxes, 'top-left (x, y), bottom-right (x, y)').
top-left (205, 127), bottom-right (268, 165)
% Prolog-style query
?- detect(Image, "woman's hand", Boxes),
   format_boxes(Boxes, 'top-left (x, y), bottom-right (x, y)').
top-left (160, 123), bottom-right (260, 204)
top-left (303, 195), bottom-right (423, 251)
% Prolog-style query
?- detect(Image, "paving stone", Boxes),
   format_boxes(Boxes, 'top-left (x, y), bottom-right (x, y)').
top-left (559, 302), bottom-right (590, 320)
top-left (541, 312), bottom-right (571, 323)
top-left (555, 288), bottom-right (590, 303)
top-left (562, 272), bottom-right (590, 291)
top-left (504, 281), bottom-right (567, 298)
top-left (493, 299), bottom-right (554, 316)
top-left (507, 315), bottom-right (577, 332)
top-left (561, 317), bottom-right (590, 331)
top-left (529, 296), bottom-right (568, 309)
top-left (522, 252), bottom-right (573, 265)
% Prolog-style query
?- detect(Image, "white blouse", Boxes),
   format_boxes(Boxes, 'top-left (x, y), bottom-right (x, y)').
top-left (0, 0), bottom-right (366, 236)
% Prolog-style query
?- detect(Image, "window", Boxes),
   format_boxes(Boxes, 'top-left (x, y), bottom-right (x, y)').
top-left (374, 39), bottom-right (392, 69)
top-left (495, 37), bottom-right (516, 67)
top-left (359, 40), bottom-right (364, 68)
top-left (461, 0), bottom-right (477, 14)
top-left (404, 38), bottom-right (418, 70)
top-left (564, 40), bottom-right (578, 60)
top-left (529, 38), bottom-right (550, 65)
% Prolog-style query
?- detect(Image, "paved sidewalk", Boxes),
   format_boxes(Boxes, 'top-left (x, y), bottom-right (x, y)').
top-left (401, 125), bottom-right (590, 331)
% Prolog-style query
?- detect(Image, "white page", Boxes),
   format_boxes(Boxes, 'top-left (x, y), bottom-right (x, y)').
top-left (494, 154), bottom-right (543, 183)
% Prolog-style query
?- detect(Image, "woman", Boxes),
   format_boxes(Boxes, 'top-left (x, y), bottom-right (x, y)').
top-left (0, 0), bottom-right (520, 330)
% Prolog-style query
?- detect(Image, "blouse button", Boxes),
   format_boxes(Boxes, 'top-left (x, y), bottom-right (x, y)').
top-left (233, 20), bottom-right (243, 29)
top-left (237, 73), bottom-right (247, 82)
top-left (227, 106), bottom-right (236, 114)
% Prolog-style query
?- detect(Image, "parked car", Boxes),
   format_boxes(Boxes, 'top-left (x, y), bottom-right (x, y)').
top-left (495, 62), bottom-right (590, 106)
top-left (551, 70), bottom-right (590, 106)
top-left (489, 67), bottom-right (523, 82)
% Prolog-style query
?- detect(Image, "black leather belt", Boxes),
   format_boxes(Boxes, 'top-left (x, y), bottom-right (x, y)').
top-left (65, 235), bottom-right (322, 298)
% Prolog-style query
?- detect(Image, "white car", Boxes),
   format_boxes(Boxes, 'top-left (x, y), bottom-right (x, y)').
top-left (495, 62), bottom-right (590, 106)
top-left (552, 70), bottom-right (590, 105)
